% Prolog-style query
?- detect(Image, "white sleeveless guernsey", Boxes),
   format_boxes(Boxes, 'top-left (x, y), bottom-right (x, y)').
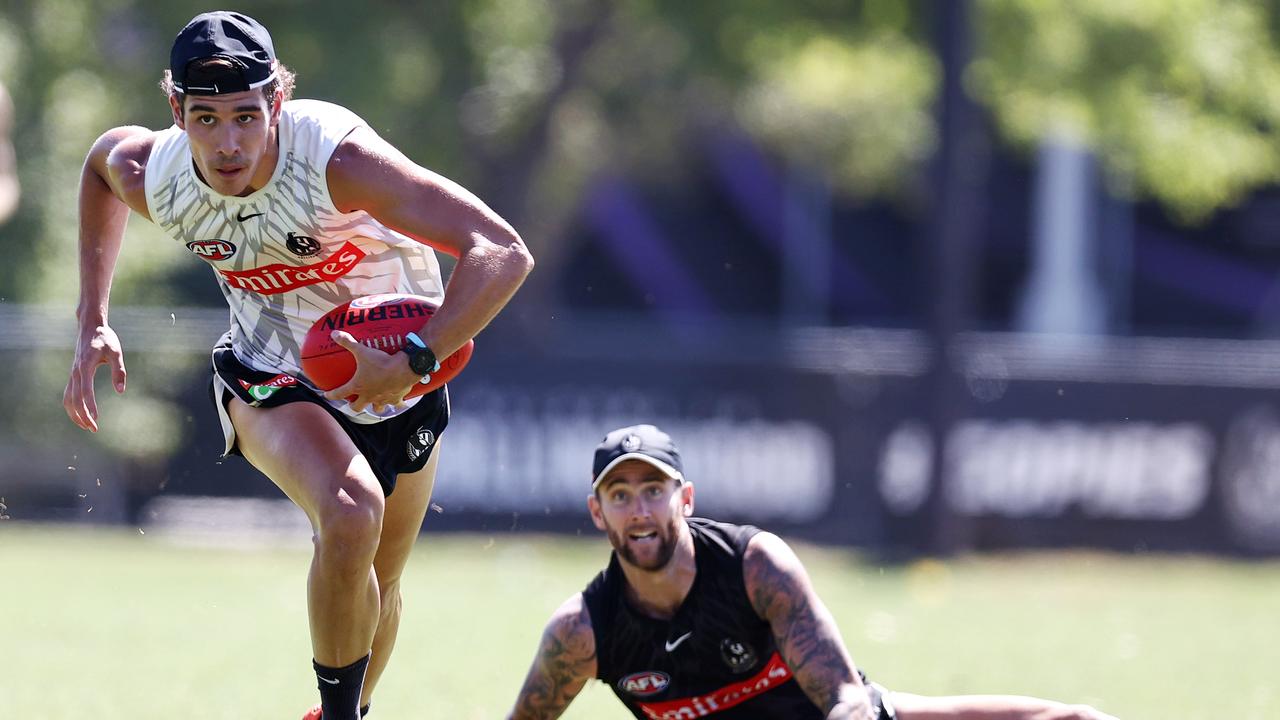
top-left (144, 99), bottom-right (445, 422)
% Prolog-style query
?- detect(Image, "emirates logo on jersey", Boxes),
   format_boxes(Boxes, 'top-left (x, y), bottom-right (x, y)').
top-left (619, 671), bottom-right (671, 697)
top-left (635, 653), bottom-right (792, 719)
top-left (218, 241), bottom-right (366, 295)
top-left (186, 239), bottom-right (237, 262)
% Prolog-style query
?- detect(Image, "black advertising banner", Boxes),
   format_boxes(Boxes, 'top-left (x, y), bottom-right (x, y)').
top-left (872, 379), bottom-right (1280, 555)
top-left (427, 359), bottom-right (885, 546)
top-left (28, 313), bottom-right (1273, 556)
top-left (422, 343), bottom-right (1280, 554)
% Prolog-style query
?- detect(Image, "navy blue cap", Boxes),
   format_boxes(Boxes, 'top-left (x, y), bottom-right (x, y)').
top-left (592, 424), bottom-right (684, 489)
top-left (170, 11), bottom-right (277, 95)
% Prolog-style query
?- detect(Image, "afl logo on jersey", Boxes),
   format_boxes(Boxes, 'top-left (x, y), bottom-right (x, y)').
top-left (720, 638), bottom-right (758, 673)
top-left (618, 670), bottom-right (670, 697)
top-left (186, 239), bottom-right (237, 262)
top-left (286, 231), bottom-right (322, 258)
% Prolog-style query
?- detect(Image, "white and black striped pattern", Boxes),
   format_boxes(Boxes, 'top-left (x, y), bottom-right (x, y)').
top-left (143, 99), bottom-right (445, 421)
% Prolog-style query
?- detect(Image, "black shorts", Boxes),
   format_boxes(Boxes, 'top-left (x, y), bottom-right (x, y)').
top-left (207, 334), bottom-right (450, 497)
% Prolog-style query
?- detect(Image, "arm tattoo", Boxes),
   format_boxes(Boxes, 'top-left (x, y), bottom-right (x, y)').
top-left (745, 535), bottom-right (872, 720)
top-left (509, 595), bottom-right (597, 720)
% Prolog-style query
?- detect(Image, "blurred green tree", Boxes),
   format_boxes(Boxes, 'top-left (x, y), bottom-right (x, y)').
top-left (972, 0), bottom-right (1280, 223)
top-left (4, 0), bottom-right (1280, 473)
top-left (3, 0), bottom-right (1280, 305)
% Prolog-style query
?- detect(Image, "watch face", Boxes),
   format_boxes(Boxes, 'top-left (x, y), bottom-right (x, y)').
top-left (408, 346), bottom-right (436, 375)
top-left (408, 349), bottom-right (426, 374)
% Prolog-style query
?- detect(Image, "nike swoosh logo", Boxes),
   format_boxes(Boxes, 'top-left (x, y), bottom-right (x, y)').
top-left (665, 631), bottom-right (693, 652)
top-left (236, 211), bottom-right (264, 222)
top-left (318, 676), bottom-right (340, 685)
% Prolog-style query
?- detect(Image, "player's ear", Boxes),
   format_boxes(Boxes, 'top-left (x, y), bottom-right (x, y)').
top-left (169, 94), bottom-right (185, 129)
top-left (268, 87), bottom-right (283, 126)
top-left (587, 492), bottom-right (607, 531)
top-left (679, 481), bottom-right (695, 517)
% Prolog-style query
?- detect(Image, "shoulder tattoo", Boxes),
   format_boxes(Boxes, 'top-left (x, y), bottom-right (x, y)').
top-left (745, 534), bottom-right (859, 713)
top-left (511, 597), bottom-right (597, 719)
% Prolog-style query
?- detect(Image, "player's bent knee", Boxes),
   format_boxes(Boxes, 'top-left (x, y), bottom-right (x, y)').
top-left (314, 498), bottom-right (384, 559)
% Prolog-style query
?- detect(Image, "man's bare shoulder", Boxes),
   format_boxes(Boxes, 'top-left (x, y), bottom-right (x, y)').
top-left (101, 126), bottom-right (160, 174)
top-left (546, 592), bottom-right (595, 645)
top-left (328, 123), bottom-right (380, 159)
top-left (93, 126), bottom-right (162, 214)
top-left (743, 531), bottom-right (799, 576)
top-left (508, 593), bottom-right (598, 720)
top-left (325, 125), bottom-right (418, 207)
top-left (536, 593), bottom-right (598, 696)
top-left (743, 531), bottom-right (810, 618)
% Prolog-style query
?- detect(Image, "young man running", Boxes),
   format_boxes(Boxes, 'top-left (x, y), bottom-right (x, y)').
top-left (63, 11), bottom-right (533, 719)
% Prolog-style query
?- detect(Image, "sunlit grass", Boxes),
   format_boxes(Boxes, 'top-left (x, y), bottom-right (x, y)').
top-left (1, 523), bottom-right (1276, 719)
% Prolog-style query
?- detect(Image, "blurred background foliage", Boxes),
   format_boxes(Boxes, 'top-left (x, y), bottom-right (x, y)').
top-left (5, 0), bottom-right (1280, 469)
top-left (6, 0), bottom-right (1280, 309)
top-left (972, 0), bottom-right (1280, 223)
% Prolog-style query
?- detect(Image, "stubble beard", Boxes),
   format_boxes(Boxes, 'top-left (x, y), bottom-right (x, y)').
top-left (608, 517), bottom-right (680, 572)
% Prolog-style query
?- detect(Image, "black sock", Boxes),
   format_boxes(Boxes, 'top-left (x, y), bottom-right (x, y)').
top-left (313, 654), bottom-right (370, 720)
top-left (315, 703), bottom-right (371, 719)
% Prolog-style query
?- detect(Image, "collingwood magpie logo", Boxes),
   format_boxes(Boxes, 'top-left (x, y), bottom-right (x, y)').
top-left (406, 426), bottom-right (436, 462)
top-left (720, 638), bottom-right (758, 673)
top-left (286, 231), bottom-right (321, 258)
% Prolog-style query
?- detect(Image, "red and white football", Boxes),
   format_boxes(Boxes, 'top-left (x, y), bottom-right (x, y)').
top-left (300, 293), bottom-right (474, 399)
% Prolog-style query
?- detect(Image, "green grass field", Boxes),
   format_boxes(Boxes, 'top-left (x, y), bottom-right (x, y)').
top-left (1, 523), bottom-right (1277, 719)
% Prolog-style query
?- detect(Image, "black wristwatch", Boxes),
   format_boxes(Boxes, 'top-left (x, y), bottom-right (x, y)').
top-left (403, 331), bottom-right (440, 382)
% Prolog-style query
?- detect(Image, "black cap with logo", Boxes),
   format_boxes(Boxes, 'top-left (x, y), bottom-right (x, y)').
top-left (170, 11), bottom-right (277, 96)
top-left (592, 424), bottom-right (684, 490)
